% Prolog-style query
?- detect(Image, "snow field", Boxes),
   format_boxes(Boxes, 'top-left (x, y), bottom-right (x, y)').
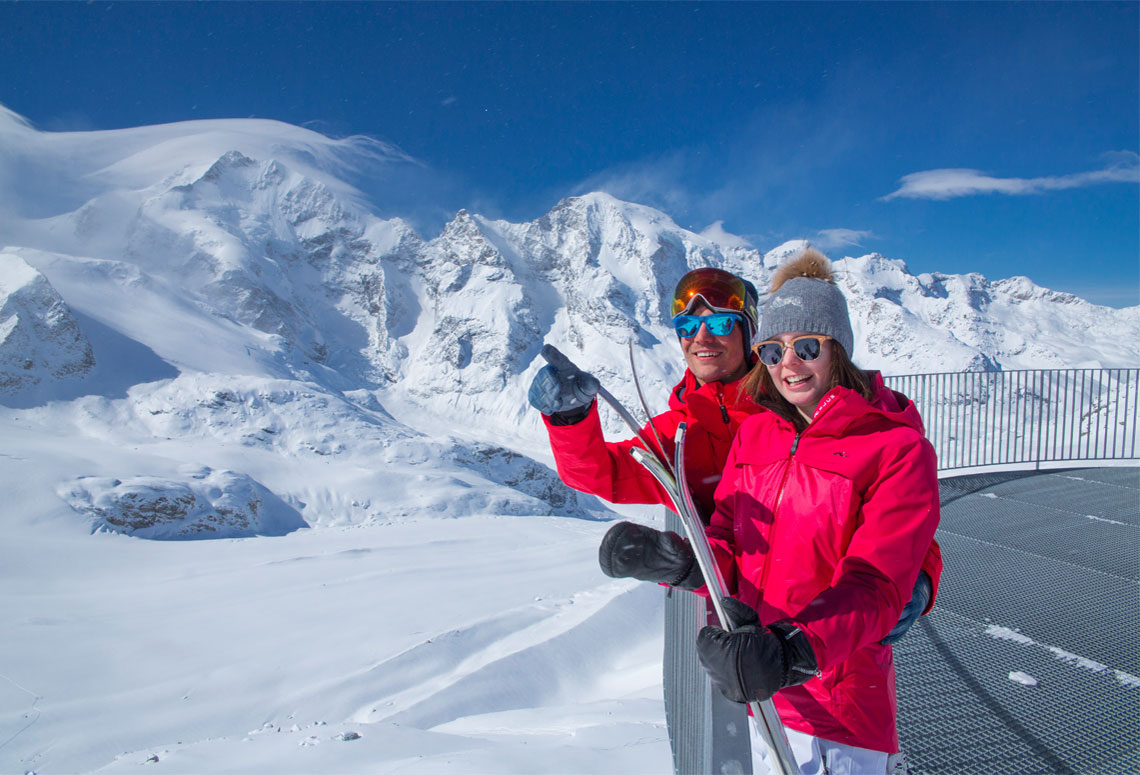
top-left (1, 487), bottom-right (671, 773)
top-left (1, 385), bottom-right (670, 773)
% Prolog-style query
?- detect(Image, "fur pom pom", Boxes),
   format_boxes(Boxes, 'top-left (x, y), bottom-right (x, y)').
top-left (770, 247), bottom-right (833, 292)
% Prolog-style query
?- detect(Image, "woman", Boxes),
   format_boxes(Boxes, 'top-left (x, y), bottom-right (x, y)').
top-left (599, 248), bottom-right (940, 773)
top-left (695, 248), bottom-right (941, 773)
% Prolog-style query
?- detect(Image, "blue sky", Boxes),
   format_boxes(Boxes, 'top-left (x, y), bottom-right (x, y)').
top-left (2, 2), bottom-right (1137, 306)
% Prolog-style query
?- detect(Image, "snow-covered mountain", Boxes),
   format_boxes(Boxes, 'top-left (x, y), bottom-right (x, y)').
top-left (3, 105), bottom-right (1139, 529)
top-left (1, 109), bottom-right (1137, 773)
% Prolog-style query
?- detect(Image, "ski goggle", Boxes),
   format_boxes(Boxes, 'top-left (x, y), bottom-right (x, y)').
top-left (671, 268), bottom-right (750, 318)
top-left (752, 335), bottom-right (833, 366)
top-left (673, 312), bottom-right (743, 338)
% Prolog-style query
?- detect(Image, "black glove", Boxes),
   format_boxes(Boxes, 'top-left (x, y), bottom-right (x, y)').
top-left (880, 570), bottom-right (933, 645)
top-left (697, 597), bottom-right (818, 704)
top-left (598, 521), bottom-right (703, 590)
top-left (527, 344), bottom-right (600, 421)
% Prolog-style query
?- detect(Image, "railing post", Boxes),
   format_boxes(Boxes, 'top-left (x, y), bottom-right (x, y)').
top-left (1035, 370), bottom-right (1045, 470)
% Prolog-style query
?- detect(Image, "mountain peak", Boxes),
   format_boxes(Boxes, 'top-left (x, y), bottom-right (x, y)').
top-left (763, 239), bottom-right (812, 270)
top-left (200, 150), bottom-right (258, 181)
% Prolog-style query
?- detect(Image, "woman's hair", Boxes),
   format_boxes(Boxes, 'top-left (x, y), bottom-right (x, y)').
top-left (742, 248), bottom-right (872, 429)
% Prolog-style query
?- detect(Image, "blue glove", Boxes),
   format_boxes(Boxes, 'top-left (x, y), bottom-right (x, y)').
top-left (527, 344), bottom-right (600, 416)
top-left (881, 570), bottom-right (932, 645)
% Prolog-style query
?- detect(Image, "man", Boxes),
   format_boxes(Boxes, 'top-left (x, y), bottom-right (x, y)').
top-left (531, 268), bottom-right (762, 519)
top-left (528, 267), bottom-right (940, 772)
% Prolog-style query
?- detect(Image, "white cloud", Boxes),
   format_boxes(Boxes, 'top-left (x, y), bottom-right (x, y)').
top-left (882, 152), bottom-right (1140, 201)
top-left (815, 228), bottom-right (876, 250)
top-left (699, 220), bottom-right (753, 249)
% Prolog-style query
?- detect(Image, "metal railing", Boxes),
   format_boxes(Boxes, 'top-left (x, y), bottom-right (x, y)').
top-left (884, 368), bottom-right (1139, 472)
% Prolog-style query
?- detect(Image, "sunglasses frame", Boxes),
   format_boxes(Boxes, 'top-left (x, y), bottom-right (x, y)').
top-left (752, 335), bottom-right (833, 366)
top-left (672, 312), bottom-right (743, 338)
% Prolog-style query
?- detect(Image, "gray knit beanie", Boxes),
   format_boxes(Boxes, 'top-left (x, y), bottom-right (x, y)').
top-left (756, 250), bottom-right (854, 356)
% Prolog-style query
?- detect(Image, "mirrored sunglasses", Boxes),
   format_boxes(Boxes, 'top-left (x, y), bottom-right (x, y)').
top-left (752, 335), bottom-right (833, 366)
top-left (672, 312), bottom-right (742, 338)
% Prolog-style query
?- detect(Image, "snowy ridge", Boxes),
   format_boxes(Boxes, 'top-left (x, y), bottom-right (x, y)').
top-left (837, 252), bottom-right (1140, 373)
top-left (1, 110), bottom-right (1136, 773)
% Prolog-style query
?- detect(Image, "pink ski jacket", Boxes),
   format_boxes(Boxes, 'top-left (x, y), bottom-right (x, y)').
top-left (543, 370), bottom-right (943, 607)
top-left (706, 379), bottom-right (941, 753)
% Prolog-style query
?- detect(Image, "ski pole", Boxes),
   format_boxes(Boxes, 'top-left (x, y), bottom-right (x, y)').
top-left (627, 340), bottom-right (673, 477)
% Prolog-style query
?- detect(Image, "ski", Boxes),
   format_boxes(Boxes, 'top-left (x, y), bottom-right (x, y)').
top-left (672, 422), bottom-right (797, 775)
top-left (621, 353), bottom-right (795, 774)
top-left (629, 434), bottom-right (797, 774)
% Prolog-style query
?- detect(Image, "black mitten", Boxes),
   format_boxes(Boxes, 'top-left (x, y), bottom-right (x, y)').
top-left (598, 521), bottom-right (703, 589)
top-left (697, 597), bottom-right (818, 704)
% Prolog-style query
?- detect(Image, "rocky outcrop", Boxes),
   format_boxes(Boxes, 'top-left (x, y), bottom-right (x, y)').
top-left (0, 252), bottom-right (94, 394)
top-left (58, 466), bottom-right (307, 539)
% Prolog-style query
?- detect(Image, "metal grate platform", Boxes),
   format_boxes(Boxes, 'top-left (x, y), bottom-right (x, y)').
top-left (895, 466), bottom-right (1140, 774)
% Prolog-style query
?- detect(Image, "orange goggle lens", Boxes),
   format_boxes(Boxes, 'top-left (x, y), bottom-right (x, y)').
top-left (670, 268), bottom-right (748, 318)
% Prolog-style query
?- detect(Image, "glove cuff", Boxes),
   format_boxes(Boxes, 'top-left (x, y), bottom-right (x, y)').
top-left (548, 401), bottom-right (594, 426)
top-left (667, 552), bottom-right (696, 588)
top-left (669, 550), bottom-right (705, 590)
top-left (769, 621), bottom-right (819, 688)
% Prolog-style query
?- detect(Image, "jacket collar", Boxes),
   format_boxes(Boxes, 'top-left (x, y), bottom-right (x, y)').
top-left (808, 371), bottom-right (926, 437)
top-left (669, 368), bottom-right (748, 411)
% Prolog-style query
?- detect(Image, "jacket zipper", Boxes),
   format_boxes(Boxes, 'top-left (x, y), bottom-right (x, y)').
top-left (716, 384), bottom-right (730, 424)
top-left (757, 428), bottom-right (803, 596)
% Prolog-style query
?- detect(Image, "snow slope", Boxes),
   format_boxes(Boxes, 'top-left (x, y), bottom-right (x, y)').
top-left (0, 107), bottom-right (1136, 773)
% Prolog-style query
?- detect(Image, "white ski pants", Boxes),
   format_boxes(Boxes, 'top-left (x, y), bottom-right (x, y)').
top-left (749, 719), bottom-right (908, 775)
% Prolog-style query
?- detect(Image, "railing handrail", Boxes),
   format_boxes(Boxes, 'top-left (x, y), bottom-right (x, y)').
top-left (884, 366), bottom-right (1138, 379)
top-left (883, 367), bottom-right (1139, 472)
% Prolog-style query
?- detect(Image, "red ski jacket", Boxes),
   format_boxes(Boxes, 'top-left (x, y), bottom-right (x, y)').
top-left (542, 369), bottom-right (942, 607)
top-left (706, 380), bottom-right (941, 753)
top-left (543, 369), bottom-right (758, 519)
